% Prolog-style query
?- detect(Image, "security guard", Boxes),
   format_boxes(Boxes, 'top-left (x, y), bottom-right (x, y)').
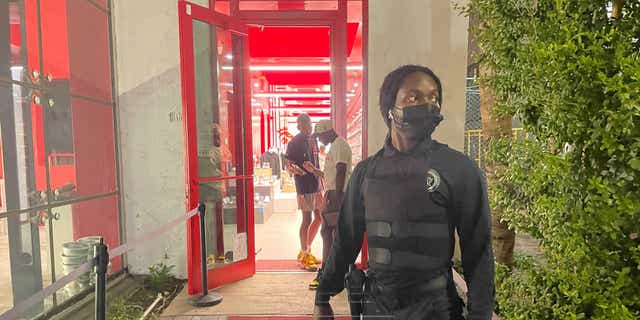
top-left (313, 65), bottom-right (495, 319)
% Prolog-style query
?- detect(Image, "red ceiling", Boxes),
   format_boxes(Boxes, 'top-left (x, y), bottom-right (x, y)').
top-left (249, 24), bottom-right (360, 86)
top-left (271, 105), bottom-right (330, 109)
top-left (248, 23), bottom-right (359, 58)
top-left (261, 71), bottom-right (330, 85)
top-left (248, 21), bottom-right (362, 106)
top-left (279, 96), bottom-right (329, 101)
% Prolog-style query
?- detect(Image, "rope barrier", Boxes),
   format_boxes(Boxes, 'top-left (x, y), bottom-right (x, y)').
top-left (0, 207), bottom-right (200, 320)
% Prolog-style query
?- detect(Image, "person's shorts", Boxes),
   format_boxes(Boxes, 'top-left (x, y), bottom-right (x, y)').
top-left (297, 192), bottom-right (323, 212)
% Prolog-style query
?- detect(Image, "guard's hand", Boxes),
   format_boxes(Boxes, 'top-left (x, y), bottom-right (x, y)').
top-left (312, 304), bottom-right (334, 320)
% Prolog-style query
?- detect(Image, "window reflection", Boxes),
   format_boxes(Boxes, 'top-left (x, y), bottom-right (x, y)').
top-left (193, 22), bottom-right (244, 179)
top-left (5, 1), bottom-right (33, 84)
top-left (346, 0), bottom-right (363, 164)
top-left (0, 0), bottom-right (120, 316)
top-left (27, 0), bottom-right (113, 102)
top-left (0, 82), bottom-right (43, 211)
top-left (51, 195), bottom-right (121, 303)
top-left (200, 179), bottom-right (249, 269)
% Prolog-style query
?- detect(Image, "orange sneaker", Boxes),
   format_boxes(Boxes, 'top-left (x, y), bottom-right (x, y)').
top-left (306, 252), bottom-right (321, 265)
top-left (300, 253), bottom-right (319, 271)
top-left (297, 250), bottom-right (305, 262)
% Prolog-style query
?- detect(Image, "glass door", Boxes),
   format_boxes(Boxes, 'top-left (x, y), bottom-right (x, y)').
top-left (178, 0), bottom-right (255, 295)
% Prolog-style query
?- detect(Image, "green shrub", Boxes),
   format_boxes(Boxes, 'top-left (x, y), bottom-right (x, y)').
top-left (148, 262), bottom-right (175, 294)
top-left (107, 297), bottom-right (144, 320)
top-left (495, 253), bottom-right (556, 319)
top-left (461, 1), bottom-right (640, 318)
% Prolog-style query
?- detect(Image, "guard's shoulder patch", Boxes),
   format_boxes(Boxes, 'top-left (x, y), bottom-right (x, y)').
top-left (426, 169), bottom-right (441, 192)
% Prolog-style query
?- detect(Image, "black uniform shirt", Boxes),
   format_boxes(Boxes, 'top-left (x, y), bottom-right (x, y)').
top-left (315, 136), bottom-right (495, 319)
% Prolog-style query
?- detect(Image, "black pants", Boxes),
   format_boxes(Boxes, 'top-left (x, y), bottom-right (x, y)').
top-left (363, 289), bottom-right (450, 319)
top-left (361, 273), bottom-right (464, 320)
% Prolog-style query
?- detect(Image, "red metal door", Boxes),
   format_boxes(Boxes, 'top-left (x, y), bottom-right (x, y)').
top-left (178, 0), bottom-right (255, 294)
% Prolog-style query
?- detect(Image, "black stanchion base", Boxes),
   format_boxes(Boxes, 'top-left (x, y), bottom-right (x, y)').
top-left (189, 292), bottom-right (223, 307)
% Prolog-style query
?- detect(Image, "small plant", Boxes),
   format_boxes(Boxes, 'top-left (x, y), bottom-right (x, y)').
top-left (148, 262), bottom-right (175, 294)
top-left (107, 297), bottom-right (144, 320)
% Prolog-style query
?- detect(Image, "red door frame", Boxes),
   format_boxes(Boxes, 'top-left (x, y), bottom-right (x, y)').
top-left (180, 0), bottom-right (369, 294)
top-left (179, 0), bottom-right (256, 295)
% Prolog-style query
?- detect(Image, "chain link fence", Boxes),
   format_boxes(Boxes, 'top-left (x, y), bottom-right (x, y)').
top-left (464, 78), bottom-right (483, 166)
top-left (464, 78), bottom-right (529, 167)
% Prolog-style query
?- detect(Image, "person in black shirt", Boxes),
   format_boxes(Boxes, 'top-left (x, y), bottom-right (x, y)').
top-left (313, 65), bottom-right (495, 319)
top-left (286, 113), bottom-right (323, 270)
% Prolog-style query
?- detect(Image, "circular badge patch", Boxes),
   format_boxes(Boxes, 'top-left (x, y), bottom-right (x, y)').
top-left (426, 169), bottom-right (441, 192)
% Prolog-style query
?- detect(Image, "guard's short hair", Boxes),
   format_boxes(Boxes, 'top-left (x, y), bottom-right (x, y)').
top-left (379, 65), bottom-right (443, 127)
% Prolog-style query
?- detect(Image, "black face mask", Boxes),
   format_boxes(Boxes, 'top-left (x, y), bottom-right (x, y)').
top-left (388, 103), bottom-right (443, 140)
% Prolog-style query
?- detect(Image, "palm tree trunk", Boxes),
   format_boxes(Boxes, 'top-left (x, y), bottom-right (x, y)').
top-left (612, 0), bottom-right (624, 19)
top-left (479, 65), bottom-right (516, 266)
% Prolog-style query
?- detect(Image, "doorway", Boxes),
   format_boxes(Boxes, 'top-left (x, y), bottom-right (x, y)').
top-left (178, 0), bottom-right (366, 294)
top-left (248, 22), bottom-right (364, 271)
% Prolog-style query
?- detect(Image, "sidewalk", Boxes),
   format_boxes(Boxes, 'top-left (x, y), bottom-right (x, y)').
top-left (161, 272), bottom-right (350, 320)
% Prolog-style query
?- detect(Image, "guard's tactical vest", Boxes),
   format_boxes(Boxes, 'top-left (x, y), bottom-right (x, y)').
top-left (362, 147), bottom-right (452, 275)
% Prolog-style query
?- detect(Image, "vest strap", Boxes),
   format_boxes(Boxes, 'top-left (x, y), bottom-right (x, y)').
top-left (367, 221), bottom-right (449, 238)
top-left (369, 247), bottom-right (448, 270)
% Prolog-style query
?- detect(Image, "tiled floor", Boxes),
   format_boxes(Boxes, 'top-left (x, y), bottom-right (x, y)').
top-left (160, 273), bottom-right (351, 320)
top-left (254, 209), bottom-right (324, 262)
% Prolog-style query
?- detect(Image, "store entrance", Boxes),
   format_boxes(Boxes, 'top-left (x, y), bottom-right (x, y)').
top-left (249, 23), bottom-right (363, 270)
top-left (239, 1), bottom-right (366, 271)
top-left (250, 25), bottom-right (335, 269)
top-left (179, 0), bottom-right (366, 294)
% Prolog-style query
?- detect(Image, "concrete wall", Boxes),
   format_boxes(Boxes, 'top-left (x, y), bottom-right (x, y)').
top-left (367, 0), bottom-right (469, 154)
top-left (111, 0), bottom-right (209, 278)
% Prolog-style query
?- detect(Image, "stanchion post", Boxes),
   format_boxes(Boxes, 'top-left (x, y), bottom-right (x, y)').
top-left (190, 202), bottom-right (223, 307)
top-left (94, 238), bottom-right (109, 320)
top-left (200, 202), bottom-right (209, 296)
